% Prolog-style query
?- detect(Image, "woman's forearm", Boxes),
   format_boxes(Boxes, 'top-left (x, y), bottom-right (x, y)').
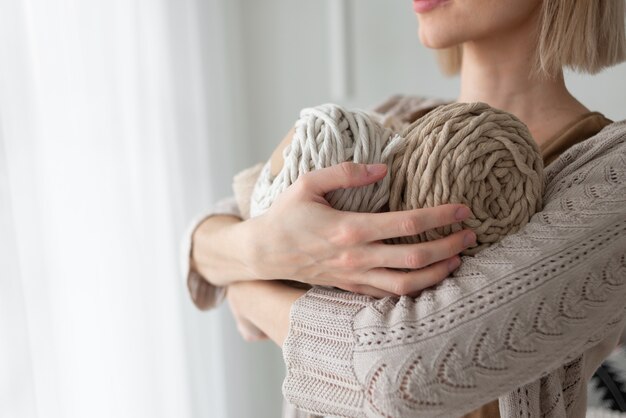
top-left (275, 128), bottom-right (626, 417)
top-left (191, 214), bottom-right (258, 286)
top-left (228, 280), bottom-right (305, 346)
top-left (227, 128), bottom-right (626, 417)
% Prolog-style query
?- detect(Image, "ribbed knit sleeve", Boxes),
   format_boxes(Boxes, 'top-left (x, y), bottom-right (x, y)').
top-left (282, 123), bottom-right (626, 417)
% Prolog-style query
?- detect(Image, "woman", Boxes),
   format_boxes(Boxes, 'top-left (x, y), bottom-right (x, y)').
top-left (185, 0), bottom-right (626, 416)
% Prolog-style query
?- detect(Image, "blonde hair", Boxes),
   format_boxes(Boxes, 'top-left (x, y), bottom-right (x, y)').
top-left (437, 0), bottom-right (626, 77)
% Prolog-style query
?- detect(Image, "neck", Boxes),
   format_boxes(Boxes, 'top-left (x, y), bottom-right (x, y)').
top-left (456, 16), bottom-right (589, 146)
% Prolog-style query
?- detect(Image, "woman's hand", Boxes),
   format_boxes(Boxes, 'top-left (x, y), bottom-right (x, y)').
top-left (244, 162), bottom-right (476, 297)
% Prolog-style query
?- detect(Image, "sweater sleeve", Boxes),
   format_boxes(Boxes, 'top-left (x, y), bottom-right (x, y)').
top-left (281, 123), bottom-right (626, 417)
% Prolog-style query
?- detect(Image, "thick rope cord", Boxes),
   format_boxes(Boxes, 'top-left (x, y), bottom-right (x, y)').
top-left (249, 102), bottom-right (544, 255)
top-left (250, 104), bottom-right (405, 216)
top-left (388, 102), bottom-right (544, 254)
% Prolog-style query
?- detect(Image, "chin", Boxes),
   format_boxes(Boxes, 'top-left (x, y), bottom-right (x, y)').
top-left (417, 19), bottom-right (461, 49)
top-left (414, 1), bottom-right (466, 49)
top-left (414, 0), bottom-right (542, 50)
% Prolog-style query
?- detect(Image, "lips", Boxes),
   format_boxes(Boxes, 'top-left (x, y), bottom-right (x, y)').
top-left (413, 0), bottom-right (449, 13)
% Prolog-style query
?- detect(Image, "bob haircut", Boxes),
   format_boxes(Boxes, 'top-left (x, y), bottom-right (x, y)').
top-left (437, 0), bottom-right (626, 77)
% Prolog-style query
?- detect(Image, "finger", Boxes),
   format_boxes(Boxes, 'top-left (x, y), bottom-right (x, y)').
top-left (365, 229), bottom-right (476, 270)
top-left (296, 162), bottom-right (388, 196)
top-left (362, 256), bottom-right (461, 296)
top-left (355, 204), bottom-right (473, 242)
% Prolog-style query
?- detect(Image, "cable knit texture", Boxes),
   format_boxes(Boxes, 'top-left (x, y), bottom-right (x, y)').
top-left (281, 120), bottom-right (626, 417)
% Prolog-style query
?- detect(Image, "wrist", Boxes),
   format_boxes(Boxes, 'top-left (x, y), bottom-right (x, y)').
top-left (191, 214), bottom-right (254, 286)
top-left (239, 215), bottom-right (267, 281)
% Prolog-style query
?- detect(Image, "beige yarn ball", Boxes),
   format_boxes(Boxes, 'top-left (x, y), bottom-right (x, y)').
top-left (388, 102), bottom-right (544, 255)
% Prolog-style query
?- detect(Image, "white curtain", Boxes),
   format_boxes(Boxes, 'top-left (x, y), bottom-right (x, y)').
top-left (0, 0), bottom-right (260, 417)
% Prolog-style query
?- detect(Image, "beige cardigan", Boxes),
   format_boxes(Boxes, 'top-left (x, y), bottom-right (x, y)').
top-left (182, 96), bottom-right (626, 417)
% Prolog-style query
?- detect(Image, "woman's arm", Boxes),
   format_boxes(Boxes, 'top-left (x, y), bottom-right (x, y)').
top-left (228, 123), bottom-right (626, 416)
top-left (191, 162), bottom-right (475, 295)
top-left (227, 280), bottom-right (304, 345)
top-left (191, 214), bottom-right (255, 286)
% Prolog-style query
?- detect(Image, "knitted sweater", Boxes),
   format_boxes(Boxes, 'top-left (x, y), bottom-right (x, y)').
top-left (182, 97), bottom-right (626, 417)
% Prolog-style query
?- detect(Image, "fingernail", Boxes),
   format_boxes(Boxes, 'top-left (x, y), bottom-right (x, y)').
top-left (366, 164), bottom-right (387, 176)
top-left (463, 231), bottom-right (476, 247)
top-left (455, 206), bottom-right (471, 220)
top-left (448, 256), bottom-right (461, 272)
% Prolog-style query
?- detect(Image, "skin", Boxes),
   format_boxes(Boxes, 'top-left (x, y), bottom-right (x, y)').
top-left (193, 0), bottom-right (594, 345)
top-left (418, 0), bottom-right (589, 146)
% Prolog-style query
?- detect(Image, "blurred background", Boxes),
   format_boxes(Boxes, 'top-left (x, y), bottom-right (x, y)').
top-left (1, 1), bottom-right (625, 418)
